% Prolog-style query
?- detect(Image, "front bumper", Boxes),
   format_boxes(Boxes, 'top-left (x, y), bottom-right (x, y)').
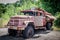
top-left (8, 26), bottom-right (25, 30)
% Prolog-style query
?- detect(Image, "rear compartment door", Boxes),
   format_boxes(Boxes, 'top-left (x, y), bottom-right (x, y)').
top-left (34, 12), bottom-right (46, 26)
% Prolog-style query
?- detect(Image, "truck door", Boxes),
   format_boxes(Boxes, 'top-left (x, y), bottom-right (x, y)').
top-left (34, 12), bottom-right (46, 26)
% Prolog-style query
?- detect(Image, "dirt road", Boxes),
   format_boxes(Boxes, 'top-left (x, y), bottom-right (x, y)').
top-left (0, 28), bottom-right (60, 40)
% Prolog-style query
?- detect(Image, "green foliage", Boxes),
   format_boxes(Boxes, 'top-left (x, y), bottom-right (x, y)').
top-left (0, 0), bottom-right (60, 17)
top-left (54, 14), bottom-right (60, 28)
top-left (36, 0), bottom-right (60, 15)
top-left (2, 4), bottom-right (15, 20)
top-left (54, 12), bottom-right (60, 28)
top-left (0, 4), bottom-right (6, 17)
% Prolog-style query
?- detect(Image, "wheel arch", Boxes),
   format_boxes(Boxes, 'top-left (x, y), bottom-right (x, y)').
top-left (46, 22), bottom-right (53, 26)
top-left (27, 22), bottom-right (35, 29)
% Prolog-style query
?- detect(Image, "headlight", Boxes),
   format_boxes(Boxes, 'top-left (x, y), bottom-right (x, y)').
top-left (22, 22), bottom-right (26, 25)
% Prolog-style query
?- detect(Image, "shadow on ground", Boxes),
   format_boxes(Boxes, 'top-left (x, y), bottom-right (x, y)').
top-left (35, 29), bottom-right (50, 34)
top-left (0, 35), bottom-right (25, 40)
top-left (0, 29), bottom-right (51, 40)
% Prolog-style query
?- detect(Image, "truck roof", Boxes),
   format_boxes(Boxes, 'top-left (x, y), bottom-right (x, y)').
top-left (21, 8), bottom-right (45, 12)
top-left (21, 9), bottom-right (51, 15)
top-left (21, 10), bottom-right (39, 12)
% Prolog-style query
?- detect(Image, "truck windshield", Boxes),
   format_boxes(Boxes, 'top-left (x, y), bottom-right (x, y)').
top-left (21, 12), bottom-right (35, 16)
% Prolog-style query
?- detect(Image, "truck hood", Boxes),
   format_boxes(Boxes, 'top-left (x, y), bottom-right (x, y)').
top-left (7, 15), bottom-right (34, 26)
top-left (11, 15), bottom-right (33, 19)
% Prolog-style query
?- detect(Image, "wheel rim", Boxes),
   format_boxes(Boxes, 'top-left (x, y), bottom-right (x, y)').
top-left (27, 29), bottom-right (33, 37)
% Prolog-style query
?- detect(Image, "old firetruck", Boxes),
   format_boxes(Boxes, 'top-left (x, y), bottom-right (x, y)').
top-left (7, 8), bottom-right (55, 38)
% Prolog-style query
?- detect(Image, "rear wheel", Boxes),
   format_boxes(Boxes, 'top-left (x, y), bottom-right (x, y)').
top-left (23, 26), bottom-right (34, 38)
top-left (46, 22), bottom-right (52, 30)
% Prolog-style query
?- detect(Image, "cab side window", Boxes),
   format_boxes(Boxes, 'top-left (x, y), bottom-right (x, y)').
top-left (38, 12), bottom-right (43, 16)
top-left (40, 13), bottom-right (44, 16)
top-left (36, 12), bottom-right (38, 16)
top-left (40, 13), bottom-right (43, 16)
top-left (34, 12), bottom-right (38, 16)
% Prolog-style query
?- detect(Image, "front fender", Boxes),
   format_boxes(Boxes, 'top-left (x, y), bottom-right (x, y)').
top-left (24, 21), bottom-right (34, 26)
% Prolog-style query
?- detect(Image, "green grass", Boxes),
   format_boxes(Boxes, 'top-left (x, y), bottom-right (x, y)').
top-left (53, 26), bottom-right (60, 31)
top-left (0, 18), bottom-right (9, 28)
top-left (0, 19), bottom-right (3, 28)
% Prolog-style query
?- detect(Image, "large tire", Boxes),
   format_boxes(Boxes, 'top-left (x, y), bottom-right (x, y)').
top-left (46, 22), bottom-right (52, 30)
top-left (8, 29), bottom-right (16, 36)
top-left (23, 26), bottom-right (34, 38)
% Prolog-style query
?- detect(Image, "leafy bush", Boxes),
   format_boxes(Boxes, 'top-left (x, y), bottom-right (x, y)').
top-left (54, 12), bottom-right (60, 28)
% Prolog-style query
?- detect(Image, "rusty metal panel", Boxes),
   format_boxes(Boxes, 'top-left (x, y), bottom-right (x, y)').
top-left (34, 16), bottom-right (43, 26)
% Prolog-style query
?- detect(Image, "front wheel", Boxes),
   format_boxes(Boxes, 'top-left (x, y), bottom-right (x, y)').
top-left (23, 26), bottom-right (34, 38)
top-left (8, 29), bottom-right (16, 36)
